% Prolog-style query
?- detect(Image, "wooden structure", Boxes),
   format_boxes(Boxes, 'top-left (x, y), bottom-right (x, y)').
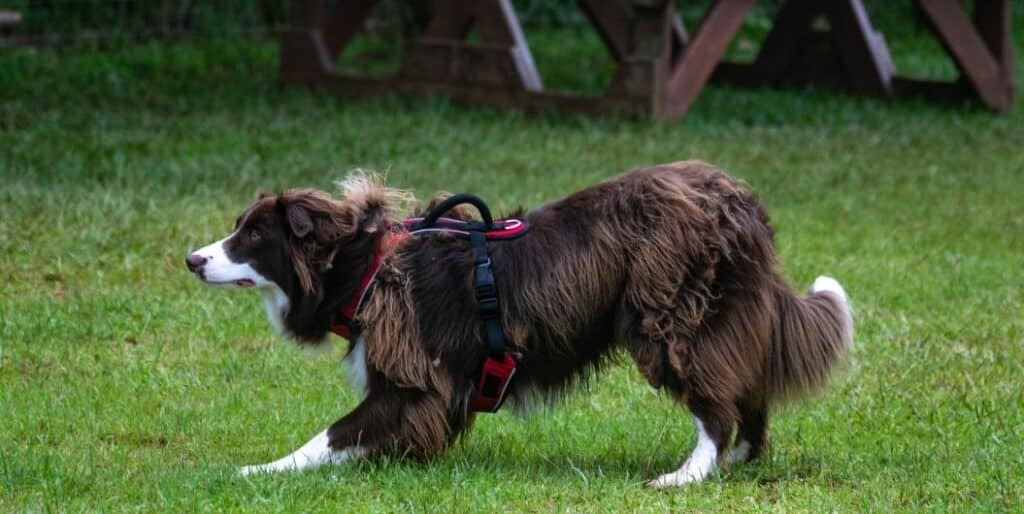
top-left (280, 1), bottom-right (1015, 119)
top-left (0, 10), bottom-right (22, 29)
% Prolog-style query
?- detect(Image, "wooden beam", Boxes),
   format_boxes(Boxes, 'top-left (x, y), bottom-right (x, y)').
top-left (288, 0), bottom-right (325, 30)
top-left (662, 0), bottom-right (756, 120)
top-left (669, 12), bottom-right (690, 62)
top-left (424, 0), bottom-right (476, 39)
top-left (577, 0), bottom-right (630, 60)
top-left (408, 0), bottom-right (542, 92)
top-left (280, 0), bottom-right (333, 81)
top-left (0, 10), bottom-right (21, 27)
top-left (749, 0), bottom-right (820, 83)
top-left (602, 0), bottom-right (674, 109)
top-left (323, 0), bottom-right (379, 60)
top-left (973, 0), bottom-right (1014, 104)
top-left (824, 0), bottom-right (893, 94)
top-left (918, 0), bottom-right (1010, 111)
top-left (320, 73), bottom-right (648, 116)
top-left (891, 76), bottom-right (971, 103)
top-left (576, 0), bottom-right (686, 63)
top-left (476, 0), bottom-right (542, 90)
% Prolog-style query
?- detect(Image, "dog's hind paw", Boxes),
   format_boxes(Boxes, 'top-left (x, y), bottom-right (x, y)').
top-left (725, 440), bottom-right (752, 464)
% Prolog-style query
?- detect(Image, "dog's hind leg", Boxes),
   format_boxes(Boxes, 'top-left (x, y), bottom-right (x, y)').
top-left (647, 399), bottom-right (736, 488)
top-left (727, 399), bottom-right (768, 464)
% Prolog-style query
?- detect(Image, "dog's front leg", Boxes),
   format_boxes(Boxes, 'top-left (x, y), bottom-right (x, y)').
top-left (236, 391), bottom-right (388, 476)
top-left (238, 386), bottom-right (447, 475)
top-left (238, 429), bottom-right (365, 476)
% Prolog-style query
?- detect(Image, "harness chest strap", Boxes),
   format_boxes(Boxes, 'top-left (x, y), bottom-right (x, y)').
top-left (465, 226), bottom-right (516, 413)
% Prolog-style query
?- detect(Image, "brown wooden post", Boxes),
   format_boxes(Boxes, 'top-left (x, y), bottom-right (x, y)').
top-left (712, 0), bottom-right (893, 95)
top-left (918, 0), bottom-right (1012, 111)
top-left (973, 0), bottom-right (1014, 105)
top-left (824, 0), bottom-right (894, 94)
top-left (423, 0), bottom-right (477, 39)
top-left (577, 0), bottom-right (632, 61)
top-left (404, 0), bottom-right (543, 93)
top-left (668, 10), bottom-right (690, 62)
top-left (280, 0), bottom-right (333, 83)
top-left (0, 10), bottom-right (20, 27)
top-left (578, 0), bottom-right (687, 63)
top-left (323, 0), bottom-right (379, 61)
top-left (744, 0), bottom-right (819, 84)
top-left (477, 0), bottom-right (543, 91)
top-left (661, 0), bottom-right (756, 120)
top-left (603, 0), bottom-right (674, 114)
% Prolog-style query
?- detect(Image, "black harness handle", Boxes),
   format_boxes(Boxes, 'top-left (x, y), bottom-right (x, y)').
top-left (418, 193), bottom-right (507, 359)
top-left (406, 192), bottom-right (518, 412)
top-left (421, 193), bottom-right (494, 228)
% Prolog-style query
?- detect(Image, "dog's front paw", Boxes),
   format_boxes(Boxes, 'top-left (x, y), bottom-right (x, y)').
top-left (645, 469), bottom-right (705, 489)
top-left (238, 464), bottom-right (270, 476)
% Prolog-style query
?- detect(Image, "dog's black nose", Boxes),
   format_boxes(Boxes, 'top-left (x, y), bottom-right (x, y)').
top-left (186, 254), bottom-right (207, 273)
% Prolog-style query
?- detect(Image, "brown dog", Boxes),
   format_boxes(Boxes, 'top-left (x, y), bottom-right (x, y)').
top-left (186, 161), bottom-right (852, 486)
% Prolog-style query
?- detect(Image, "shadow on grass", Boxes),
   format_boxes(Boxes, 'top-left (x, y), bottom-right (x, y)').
top-left (231, 442), bottom-right (858, 489)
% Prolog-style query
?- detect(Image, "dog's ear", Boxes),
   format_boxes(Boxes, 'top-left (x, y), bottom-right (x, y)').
top-left (277, 190), bottom-right (354, 295)
top-left (278, 190), bottom-right (359, 245)
top-left (285, 202), bottom-right (315, 239)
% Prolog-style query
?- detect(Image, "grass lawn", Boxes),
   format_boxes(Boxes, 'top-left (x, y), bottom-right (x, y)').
top-left (1, 28), bottom-right (1023, 512)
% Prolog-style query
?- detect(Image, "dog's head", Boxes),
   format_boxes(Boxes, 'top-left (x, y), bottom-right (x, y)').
top-left (186, 174), bottom-right (412, 331)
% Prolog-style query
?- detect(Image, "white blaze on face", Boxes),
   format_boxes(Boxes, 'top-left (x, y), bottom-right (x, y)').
top-left (191, 232), bottom-right (271, 289)
top-left (190, 231), bottom-right (293, 338)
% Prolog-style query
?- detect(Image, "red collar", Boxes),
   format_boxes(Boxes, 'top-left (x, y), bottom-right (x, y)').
top-left (329, 231), bottom-right (408, 339)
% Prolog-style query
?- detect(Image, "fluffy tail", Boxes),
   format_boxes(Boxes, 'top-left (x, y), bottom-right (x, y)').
top-left (768, 276), bottom-right (853, 400)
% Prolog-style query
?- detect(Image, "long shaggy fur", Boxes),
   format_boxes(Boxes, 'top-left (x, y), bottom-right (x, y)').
top-left (256, 161), bottom-right (853, 465)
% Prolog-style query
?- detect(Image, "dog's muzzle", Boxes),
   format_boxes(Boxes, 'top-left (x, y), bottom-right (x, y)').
top-left (186, 253), bottom-right (207, 273)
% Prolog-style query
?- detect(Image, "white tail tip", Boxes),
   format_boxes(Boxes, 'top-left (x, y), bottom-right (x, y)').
top-left (812, 275), bottom-right (853, 348)
top-left (812, 276), bottom-right (846, 302)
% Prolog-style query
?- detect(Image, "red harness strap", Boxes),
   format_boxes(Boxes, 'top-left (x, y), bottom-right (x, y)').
top-left (329, 231), bottom-right (408, 339)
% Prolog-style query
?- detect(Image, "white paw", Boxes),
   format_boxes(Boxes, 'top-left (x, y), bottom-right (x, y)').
top-left (238, 464), bottom-right (270, 476)
top-left (725, 440), bottom-right (751, 465)
top-left (646, 467), bottom-right (705, 489)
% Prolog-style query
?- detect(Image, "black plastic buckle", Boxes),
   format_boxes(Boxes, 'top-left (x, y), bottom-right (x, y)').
top-left (474, 260), bottom-right (495, 291)
top-left (478, 297), bottom-right (500, 319)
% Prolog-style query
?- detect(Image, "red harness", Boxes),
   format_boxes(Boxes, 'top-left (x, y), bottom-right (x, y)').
top-left (328, 211), bottom-right (528, 413)
top-left (328, 231), bottom-right (408, 340)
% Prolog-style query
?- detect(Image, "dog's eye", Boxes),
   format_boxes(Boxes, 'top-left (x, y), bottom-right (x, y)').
top-left (248, 229), bottom-right (261, 241)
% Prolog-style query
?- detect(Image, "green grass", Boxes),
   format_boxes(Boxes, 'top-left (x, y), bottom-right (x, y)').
top-left (2, 32), bottom-right (1023, 512)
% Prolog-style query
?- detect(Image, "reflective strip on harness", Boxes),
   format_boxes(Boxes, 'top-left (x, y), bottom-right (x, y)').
top-left (402, 217), bottom-right (529, 239)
